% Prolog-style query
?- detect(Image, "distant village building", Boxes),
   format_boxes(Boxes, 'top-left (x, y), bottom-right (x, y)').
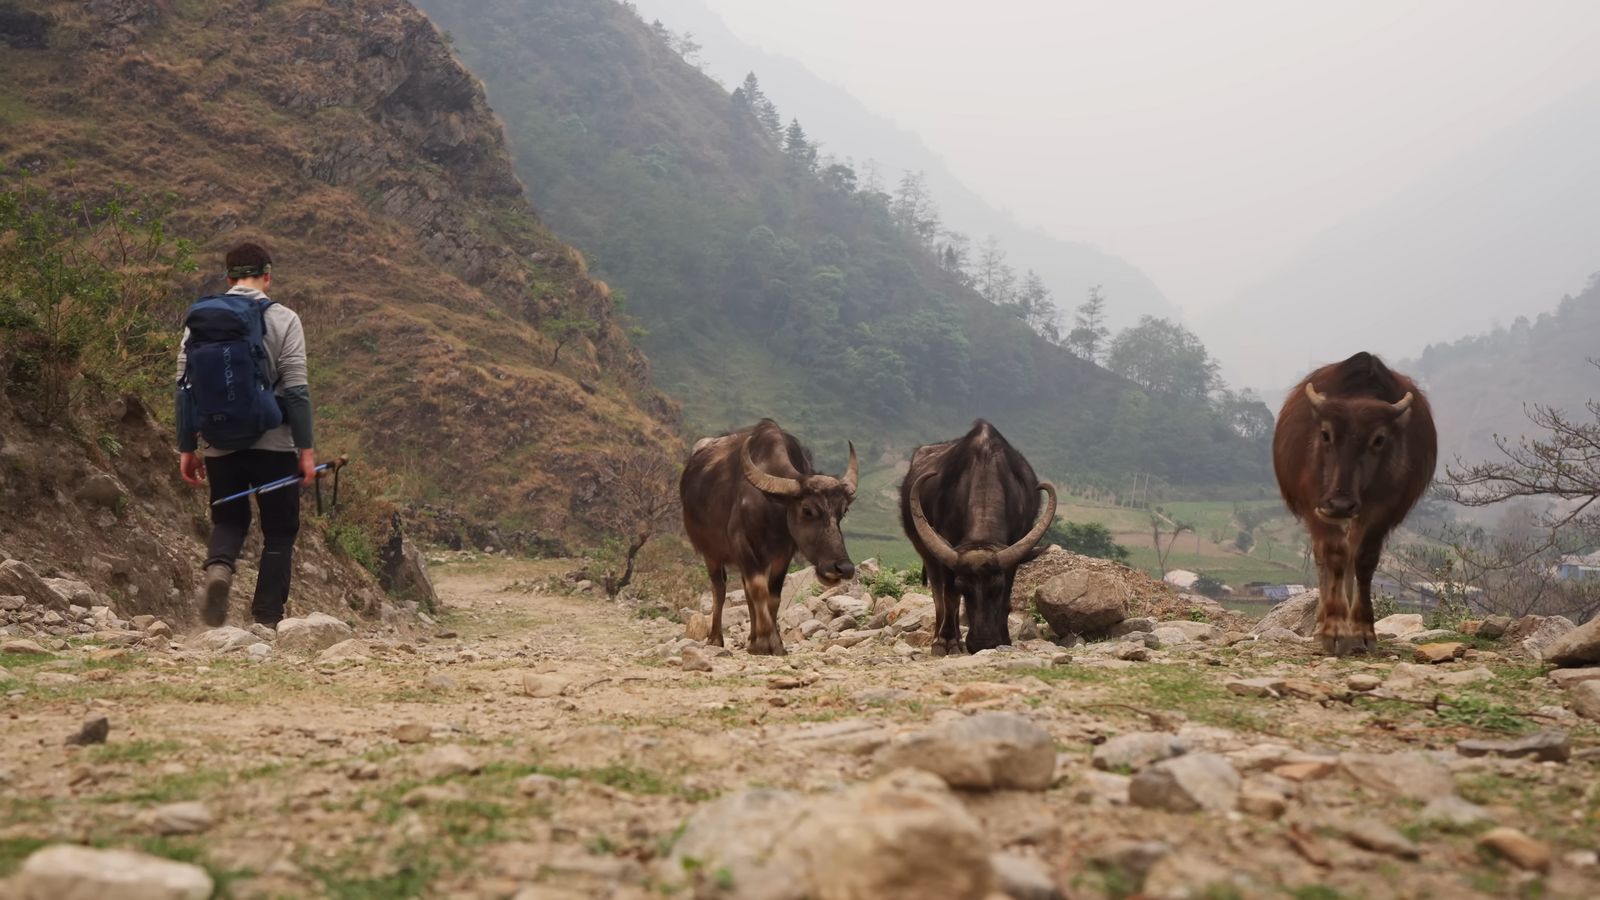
top-left (1555, 551), bottom-right (1600, 582)
top-left (1262, 584), bottom-right (1307, 601)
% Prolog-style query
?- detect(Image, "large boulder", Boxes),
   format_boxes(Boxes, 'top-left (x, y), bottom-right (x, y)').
top-left (1128, 753), bottom-right (1241, 813)
top-left (1251, 591), bottom-right (1319, 637)
top-left (1541, 617), bottom-right (1600, 668)
top-left (1503, 615), bottom-right (1577, 659)
top-left (275, 611), bottom-right (354, 653)
top-left (0, 559), bottom-right (69, 612)
top-left (11, 844), bottom-right (213, 899)
top-left (874, 712), bottom-right (1056, 791)
top-left (1033, 571), bottom-right (1130, 638)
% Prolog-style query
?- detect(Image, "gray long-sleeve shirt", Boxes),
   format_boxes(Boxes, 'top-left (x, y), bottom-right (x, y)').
top-left (176, 286), bottom-right (314, 456)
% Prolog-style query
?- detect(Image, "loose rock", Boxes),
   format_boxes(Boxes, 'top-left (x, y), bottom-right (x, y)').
top-left (1478, 827), bottom-right (1552, 872)
top-left (1570, 680), bottom-right (1600, 722)
top-left (1413, 642), bottom-right (1466, 664)
top-left (990, 852), bottom-right (1061, 900)
top-left (1419, 795), bottom-right (1491, 829)
top-left (414, 745), bottom-right (481, 780)
top-left (1456, 729), bottom-right (1570, 763)
top-left (874, 712), bottom-right (1056, 790)
top-left (1128, 753), bottom-right (1240, 813)
top-left (1092, 732), bottom-right (1188, 772)
top-left (65, 715), bottom-right (110, 746)
top-left (275, 612), bottom-right (355, 654)
top-left (146, 801), bottom-right (214, 836)
top-left (1337, 751), bottom-right (1453, 800)
top-left (12, 845), bottom-right (213, 900)
top-left (1251, 592), bottom-right (1318, 637)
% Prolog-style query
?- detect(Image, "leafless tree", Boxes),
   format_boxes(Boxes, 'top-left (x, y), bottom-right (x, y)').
top-left (1149, 509), bottom-right (1193, 575)
top-left (1434, 367), bottom-right (1600, 621)
top-left (593, 450), bottom-right (682, 599)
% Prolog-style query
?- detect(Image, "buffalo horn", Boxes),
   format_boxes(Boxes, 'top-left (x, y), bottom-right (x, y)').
top-left (742, 439), bottom-right (803, 497)
top-left (995, 482), bottom-right (1059, 570)
top-left (844, 442), bottom-right (859, 495)
top-left (1304, 381), bottom-right (1327, 410)
top-left (1390, 392), bottom-right (1414, 416)
top-left (908, 474), bottom-right (961, 568)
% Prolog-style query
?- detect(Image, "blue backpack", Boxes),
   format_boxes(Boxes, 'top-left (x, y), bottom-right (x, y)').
top-left (179, 294), bottom-right (283, 450)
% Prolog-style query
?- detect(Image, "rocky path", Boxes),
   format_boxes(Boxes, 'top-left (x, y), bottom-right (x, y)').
top-left (2, 558), bottom-right (1599, 899)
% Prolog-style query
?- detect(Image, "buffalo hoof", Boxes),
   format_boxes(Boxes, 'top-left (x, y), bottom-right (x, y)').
top-left (1319, 632), bottom-right (1377, 657)
top-left (748, 633), bottom-right (787, 656)
top-left (930, 638), bottom-right (965, 657)
top-left (706, 633), bottom-right (725, 648)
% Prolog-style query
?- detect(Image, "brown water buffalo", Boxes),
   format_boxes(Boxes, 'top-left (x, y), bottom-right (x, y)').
top-left (1273, 352), bottom-right (1437, 655)
top-left (901, 420), bottom-right (1058, 655)
top-left (680, 419), bottom-right (858, 655)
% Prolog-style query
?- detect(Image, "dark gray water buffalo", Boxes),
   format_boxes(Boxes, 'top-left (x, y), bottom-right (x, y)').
top-left (901, 420), bottom-right (1057, 655)
top-left (680, 419), bottom-right (857, 655)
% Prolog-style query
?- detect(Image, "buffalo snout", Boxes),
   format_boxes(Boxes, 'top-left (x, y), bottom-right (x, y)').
top-left (1318, 496), bottom-right (1360, 520)
top-left (817, 559), bottom-right (855, 584)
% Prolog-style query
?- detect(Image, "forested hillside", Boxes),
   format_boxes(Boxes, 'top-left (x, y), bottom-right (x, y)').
top-left (1406, 275), bottom-right (1600, 465)
top-left (419, 0), bottom-right (1267, 488)
top-left (0, 0), bottom-right (679, 551)
top-left (627, 0), bottom-right (1182, 332)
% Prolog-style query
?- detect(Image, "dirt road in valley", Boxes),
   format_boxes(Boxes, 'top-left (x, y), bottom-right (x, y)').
top-left (1, 557), bottom-right (1598, 899)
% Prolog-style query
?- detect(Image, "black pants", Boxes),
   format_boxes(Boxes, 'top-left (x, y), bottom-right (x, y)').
top-left (205, 450), bottom-right (301, 625)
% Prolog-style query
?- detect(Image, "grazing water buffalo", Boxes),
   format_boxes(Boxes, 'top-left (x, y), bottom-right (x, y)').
top-left (1273, 352), bottom-right (1437, 655)
top-left (901, 420), bottom-right (1058, 655)
top-left (680, 419), bottom-right (858, 656)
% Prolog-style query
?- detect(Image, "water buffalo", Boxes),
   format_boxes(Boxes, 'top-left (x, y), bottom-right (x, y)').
top-left (680, 419), bottom-right (858, 656)
top-left (901, 420), bottom-right (1058, 655)
top-left (1273, 352), bottom-right (1437, 655)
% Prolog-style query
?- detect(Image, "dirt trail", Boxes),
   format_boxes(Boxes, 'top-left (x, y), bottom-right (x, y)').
top-left (2, 559), bottom-right (1598, 899)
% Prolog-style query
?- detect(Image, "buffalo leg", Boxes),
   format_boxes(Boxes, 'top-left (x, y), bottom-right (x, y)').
top-left (767, 559), bottom-right (789, 641)
top-left (706, 562), bottom-right (728, 648)
top-left (1352, 530), bottom-right (1385, 652)
top-left (1315, 535), bottom-right (1368, 656)
top-left (929, 566), bottom-right (963, 657)
top-left (744, 571), bottom-right (786, 656)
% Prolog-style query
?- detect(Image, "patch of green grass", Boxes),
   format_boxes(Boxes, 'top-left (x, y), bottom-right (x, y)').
top-left (93, 762), bottom-right (283, 805)
top-left (1119, 667), bottom-right (1274, 734)
top-left (0, 838), bottom-right (49, 878)
top-left (87, 739), bottom-right (183, 765)
top-left (310, 853), bottom-right (439, 900)
top-left (1437, 694), bottom-right (1532, 734)
top-left (0, 651), bottom-right (56, 670)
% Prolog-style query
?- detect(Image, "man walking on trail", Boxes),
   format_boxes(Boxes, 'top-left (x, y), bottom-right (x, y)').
top-left (176, 243), bottom-right (316, 629)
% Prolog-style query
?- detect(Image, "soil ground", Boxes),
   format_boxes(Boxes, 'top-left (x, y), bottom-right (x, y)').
top-left (1, 558), bottom-right (1598, 899)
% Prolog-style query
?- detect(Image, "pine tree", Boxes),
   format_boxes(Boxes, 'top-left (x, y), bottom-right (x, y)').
top-left (975, 236), bottom-right (1015, 306)
top-left (1018, 270), bottom-right (1058, 340)
top-left (783, 119), bottom-right (817, 171)
top-left (1067, 285), bottom-right (1111, 362)
top-left (891, 171), bottom-right (940, 247)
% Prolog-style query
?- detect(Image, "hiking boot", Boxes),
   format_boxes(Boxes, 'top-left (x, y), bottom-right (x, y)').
top-left (199, 563), bottom-right (233, 627)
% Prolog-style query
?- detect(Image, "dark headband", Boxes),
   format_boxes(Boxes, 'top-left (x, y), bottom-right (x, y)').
top-left (227, 263), bottom-right (272, 279)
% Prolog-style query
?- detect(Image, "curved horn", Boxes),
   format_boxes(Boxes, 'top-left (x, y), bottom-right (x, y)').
top-left (843, 442), bottom-right (859, 495)
top-left (1390, 392), bottom-right (1414, 416)
top-left (742, 439), bottom-right (803, 497)
top-left (1304, 381), bottom-right (1327, 411)
top-left (996, 482), bottom-right (1059, 570)
top-left (908, 474), bottom-right (960, 569)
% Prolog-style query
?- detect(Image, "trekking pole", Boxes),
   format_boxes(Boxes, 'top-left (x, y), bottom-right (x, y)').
top-left (211, 455), bottom-right (350, 507)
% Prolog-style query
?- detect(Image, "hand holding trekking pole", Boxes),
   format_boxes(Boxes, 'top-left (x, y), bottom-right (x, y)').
top-left (210, 455), bottom-right (349, 507)
top-left (299, 448), bottom-right (318, 486)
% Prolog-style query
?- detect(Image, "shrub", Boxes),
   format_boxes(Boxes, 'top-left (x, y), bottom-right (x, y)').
top-left (1192, 573), bottom-right (1226, 598)
top-left (1043, 519), bottom-right (1130, 563)
top-left (0, 178), bottom-right (195, 423)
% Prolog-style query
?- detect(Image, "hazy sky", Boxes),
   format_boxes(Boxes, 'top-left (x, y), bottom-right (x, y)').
top-left (674, 0), bottom-right (1600, 318)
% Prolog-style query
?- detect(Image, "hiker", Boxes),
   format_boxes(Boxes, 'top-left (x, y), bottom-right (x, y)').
top-left (176, 243), bottom-right (316, 628)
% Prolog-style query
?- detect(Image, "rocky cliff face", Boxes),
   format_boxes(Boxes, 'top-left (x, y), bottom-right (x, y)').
top-left (0, 0), bottom-right (680, 556)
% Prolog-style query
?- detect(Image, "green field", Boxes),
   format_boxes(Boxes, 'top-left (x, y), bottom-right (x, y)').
top-left (841, 466), bottom-right (1312, 588)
